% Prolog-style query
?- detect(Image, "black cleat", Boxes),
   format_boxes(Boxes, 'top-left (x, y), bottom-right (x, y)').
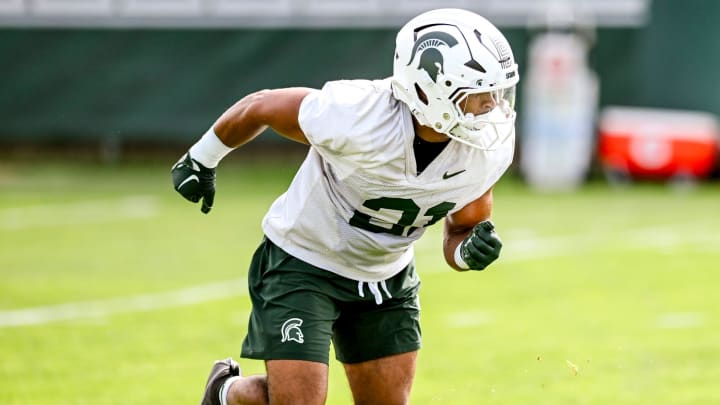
top-left (200, 358), bottom-right (241, 405)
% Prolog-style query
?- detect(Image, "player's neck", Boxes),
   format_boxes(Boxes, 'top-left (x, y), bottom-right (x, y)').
top-left (413, 117), bottom-right (451, 143)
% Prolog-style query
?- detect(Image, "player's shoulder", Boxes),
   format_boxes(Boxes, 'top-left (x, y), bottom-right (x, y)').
top-left (315, 78), bottom-right (396, 108)
top-left (299, 78), bottom-right (402, 137)
top-left (298, 78), bottom-right (407, 156)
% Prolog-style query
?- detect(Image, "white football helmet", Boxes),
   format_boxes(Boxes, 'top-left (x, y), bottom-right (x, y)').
top-left (392, 8), bottom-right (519, 150)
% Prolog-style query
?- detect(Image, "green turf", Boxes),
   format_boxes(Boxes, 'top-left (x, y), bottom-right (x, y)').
top-left (1, 157), bottom-right (718, 404)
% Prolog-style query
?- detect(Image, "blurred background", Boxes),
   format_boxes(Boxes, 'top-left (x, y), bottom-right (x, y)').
top-left (1, 1), bottom-right (719, 404)
top-left (0, 0), bottom-right (718, 184)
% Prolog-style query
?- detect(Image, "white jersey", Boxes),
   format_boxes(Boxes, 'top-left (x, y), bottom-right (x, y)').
top-left (262, 78), bottom-right (513, 282)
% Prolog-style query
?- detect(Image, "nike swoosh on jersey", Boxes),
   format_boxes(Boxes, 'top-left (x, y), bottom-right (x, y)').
top-left (442, 170), bottom-right (466, 179)
top-left (177, 174), bottom-right (199, 189)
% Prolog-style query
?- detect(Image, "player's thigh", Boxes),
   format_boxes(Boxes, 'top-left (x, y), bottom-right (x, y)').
top-left (266, 360), bottom-right (328, 405)
top-left (242, 238), bottom-right (339, 364)
top-left (343, 351), bottom-right (418, 405)
top-left (332, 264), bottom-right (421, 364)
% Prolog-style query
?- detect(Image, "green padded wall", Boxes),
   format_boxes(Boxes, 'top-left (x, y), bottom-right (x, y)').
top-left (0, 0), bottom-right (717, 143)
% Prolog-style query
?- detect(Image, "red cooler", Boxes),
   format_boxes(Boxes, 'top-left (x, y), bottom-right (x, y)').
top-left (598, 107), bottom-right (719, 179)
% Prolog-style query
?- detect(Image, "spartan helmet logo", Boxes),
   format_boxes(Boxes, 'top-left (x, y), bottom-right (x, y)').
top-left (407, 28), bottom-right (487, 83)
top-left (280, 318), bottom-right (304, 344)
top-left (408, 31), bottom-right (459, 82)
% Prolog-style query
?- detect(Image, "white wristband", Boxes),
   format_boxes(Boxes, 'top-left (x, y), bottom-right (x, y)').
top-left (188, 127), bottom-right (235, 169)
top-left (453, 243), bottom-right (470, 270)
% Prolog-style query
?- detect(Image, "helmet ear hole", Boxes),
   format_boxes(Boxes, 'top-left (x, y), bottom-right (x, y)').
top-left (414, 83), bottom-right (429, 105)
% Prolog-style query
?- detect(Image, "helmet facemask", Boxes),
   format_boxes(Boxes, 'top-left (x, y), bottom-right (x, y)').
top-left (449, 86), bottom-right (517, 150)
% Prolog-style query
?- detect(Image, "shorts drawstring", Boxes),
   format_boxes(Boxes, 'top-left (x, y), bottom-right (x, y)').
top-left (357, 280), bottom-right (393, 305)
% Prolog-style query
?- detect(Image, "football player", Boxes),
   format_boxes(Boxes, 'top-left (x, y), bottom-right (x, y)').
top-left (172, 8), bottom-right (519, 405)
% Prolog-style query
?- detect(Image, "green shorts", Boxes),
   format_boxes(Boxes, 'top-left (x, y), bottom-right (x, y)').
top-left (240, 237), bottom-right (422, 364)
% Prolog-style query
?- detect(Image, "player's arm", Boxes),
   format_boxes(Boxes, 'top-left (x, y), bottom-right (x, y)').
top-left (443, 187), bottom-right (503, 271)
top-left (214, 87), bottom-right (312, 147)
top-left (171, 88), bottom-right (314, 213)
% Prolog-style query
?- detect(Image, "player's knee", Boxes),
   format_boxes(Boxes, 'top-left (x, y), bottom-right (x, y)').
top-left (352, 390), bottom-right (411, 405)
top-left (266, 360), bottom-right (328, 405)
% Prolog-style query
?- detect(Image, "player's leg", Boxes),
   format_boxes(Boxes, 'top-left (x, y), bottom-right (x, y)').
top-left (226, 237), bottom-right (338, 404)
top-left (218, 359), bottom-right (326, 405)
top-left (333, 262), bottom-right (422, 405)
top-left (199, 357), bottom-right (267, 405)
top-left (263, 360), bottom-right (328, 404)
top-left (225, 375), bottom-right (268, 405)
top-left (343, 351), bottom-right (418, 405)
top-left (211, 360), bottom-right (326, 405)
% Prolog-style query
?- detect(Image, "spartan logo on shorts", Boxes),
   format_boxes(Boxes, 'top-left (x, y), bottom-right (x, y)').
top-left (280, 318), bottom-right (304, 344)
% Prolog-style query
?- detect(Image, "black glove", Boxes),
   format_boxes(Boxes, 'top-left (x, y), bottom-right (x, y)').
top-left (171, 152), bottom-right (216, 214)
top-left (459, 220), bottom-right (502, 270)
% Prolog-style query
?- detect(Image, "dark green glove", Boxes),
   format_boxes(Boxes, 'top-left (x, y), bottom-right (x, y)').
top-left (171, 152), bottom-right (216, 214)
top-left (459, 220), bottom-right (502, 270)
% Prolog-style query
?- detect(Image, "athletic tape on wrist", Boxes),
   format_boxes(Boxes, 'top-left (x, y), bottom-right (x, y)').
top-left (454, 243), bottom-right (470, 270)
top-left (188, 127), bottom-right (235, 169)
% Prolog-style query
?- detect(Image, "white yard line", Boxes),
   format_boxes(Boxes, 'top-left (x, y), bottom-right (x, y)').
top-left (655, 312), bottom-right (707, 329)
top-left (0, 279), bottom-right (247, 328)
top-left (446, 310), bottom-right (496, 328)
top-left (2, 221), bottom-right (716, 328)
top-left (0, 196), bottom-right (159, 230)
top-left (504, 223), bottom-right (720, 260)
top-left (418, 222), bottom-right (719, 271)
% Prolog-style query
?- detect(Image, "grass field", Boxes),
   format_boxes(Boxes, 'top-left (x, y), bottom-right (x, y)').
top-left (1, 155), bottom-right (719, 404)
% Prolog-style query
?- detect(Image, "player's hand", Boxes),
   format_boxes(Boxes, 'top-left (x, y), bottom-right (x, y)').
top-left (459, 220), bottom-right (502, 271)
top-left (171, 152), bottom-right (216, 214)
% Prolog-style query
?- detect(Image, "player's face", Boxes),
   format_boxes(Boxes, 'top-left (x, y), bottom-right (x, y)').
top-left (461, 92), bottom-right (497, 116)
